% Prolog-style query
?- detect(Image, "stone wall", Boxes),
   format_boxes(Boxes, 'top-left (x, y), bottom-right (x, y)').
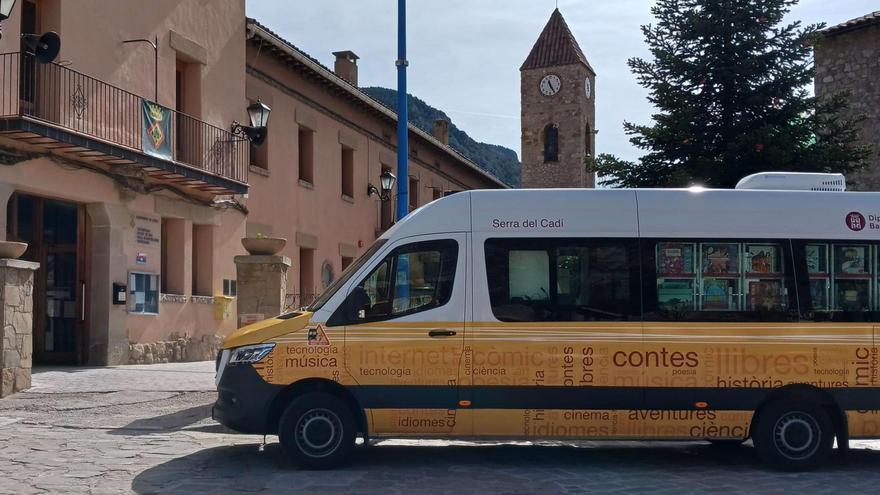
top-left (0, 259), bottom-right (39, 397)
top-left (815, 24), bottom-right (880, 190)
top-left (128, 333), bottom-right (223, 365)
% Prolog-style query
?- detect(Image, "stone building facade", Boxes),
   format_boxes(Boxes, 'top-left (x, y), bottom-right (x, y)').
top-left (520, 9), bottom-right (596, 189)
top-left (814, 11), bottom-right (880, 190)
top-left (243, 19), bottom-right (507, 310)
top-left (0, 2), bottom-right (507, 371)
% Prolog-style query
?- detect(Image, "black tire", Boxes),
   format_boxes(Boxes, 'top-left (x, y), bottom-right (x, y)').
top-left (278, 393), bottom-right (357, 469)
top-left (753, 399), bottom-right (834, 471)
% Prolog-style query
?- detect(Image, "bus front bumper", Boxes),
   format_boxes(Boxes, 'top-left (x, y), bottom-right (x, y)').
top-left (212, 355), bottom-right (281, 435)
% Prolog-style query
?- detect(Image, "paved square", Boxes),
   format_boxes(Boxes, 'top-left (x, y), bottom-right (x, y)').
top-left (1, 362), bottom-right (880, 494)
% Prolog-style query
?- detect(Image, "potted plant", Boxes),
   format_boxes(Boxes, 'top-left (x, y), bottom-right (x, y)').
top-left (242, 233), bottom-right (287, 256)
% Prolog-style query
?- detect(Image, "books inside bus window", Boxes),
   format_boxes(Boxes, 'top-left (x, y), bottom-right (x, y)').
top-left (834, 245), bottom-right (869, 275)
top-left (657, 242), bottom-right (695, 276)
top-left (747, 279), bottom-right (785, 311)
top-left (702, 243), bottom-right (739, 277)
top-left (806, 244), bottom-right (828, 274)
top-left (657, 279), bottom-right (695, 310)
top-left (810, 279), bottom-right (830, 310)
top-left (744, 244), bottom-right (780, 275)
top-left (834, 280), bottom-right (870, 311)
top-left (701, 278), bottom-right (740, 311)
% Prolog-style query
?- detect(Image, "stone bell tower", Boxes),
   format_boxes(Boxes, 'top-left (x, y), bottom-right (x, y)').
top-left (520, 8), bottom-right (596, 188)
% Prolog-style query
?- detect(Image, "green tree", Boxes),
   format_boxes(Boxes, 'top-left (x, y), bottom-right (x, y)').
top-left (590, 0), bottom-right (870, 188)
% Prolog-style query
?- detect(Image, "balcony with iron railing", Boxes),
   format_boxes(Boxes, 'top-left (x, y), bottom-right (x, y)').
top-left (0, 52), bottom-right (248, 195)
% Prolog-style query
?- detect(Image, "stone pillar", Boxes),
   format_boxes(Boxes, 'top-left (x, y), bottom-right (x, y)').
top-left (85, 203), bottom-right (131, 366)
top-left (0, 259), bottom-right (39, 397)
top-left (234, 255), bottom-right (291, 325)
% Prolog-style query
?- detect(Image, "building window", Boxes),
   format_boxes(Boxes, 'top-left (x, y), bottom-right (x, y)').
top-left (408, 176), bottom-right (419, 211)
top-left (161, 218), bottom-right (186, 295)
top-left (341, 256), bottom-right (354, 271)
top-left (299, 247), bottom-right (315, 307)
top-left (321, 260), bottom-right (335, 289)
top-left (543, 124), bottom-right (559, 162)
top-left (223, 279), bottom-right (237, 297)
top-left (192, 224), bottom-right (214, 296)
top-left (585, 123), bottom-right (592, 156)
top-left (299, 127), bottom-right (315, 184)
top-left (250, 140), bottom-right (268, 169)
top-left (341, 146), bottom-right (354, 198)
top-left (129, 272), bottom-right (160, 315)
top-left (175, 58), bottom-right (203, 164)
top-left (432, 187), bottom-right (443, 201)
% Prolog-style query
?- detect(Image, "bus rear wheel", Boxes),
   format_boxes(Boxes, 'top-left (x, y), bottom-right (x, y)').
top-left (278, 393), bottom-right (356, 469)
top-left (754, 399), bottom-right (833, 471)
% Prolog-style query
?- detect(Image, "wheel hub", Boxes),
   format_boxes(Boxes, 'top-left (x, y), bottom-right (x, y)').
top-left (774, 412), bottom-right (820, 460)
top-left (295, 408), bottom-right (343, 458)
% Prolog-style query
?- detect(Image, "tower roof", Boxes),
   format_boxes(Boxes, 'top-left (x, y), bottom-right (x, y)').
top-left (521, 9), bottom-right (593, 73)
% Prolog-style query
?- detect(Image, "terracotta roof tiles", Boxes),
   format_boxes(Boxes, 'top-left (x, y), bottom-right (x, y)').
top-left (521, 9), bottom-right (593, 73)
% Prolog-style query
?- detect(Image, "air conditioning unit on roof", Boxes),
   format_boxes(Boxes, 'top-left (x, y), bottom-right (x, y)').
top-left (735, 172), bottom-right (846, 192)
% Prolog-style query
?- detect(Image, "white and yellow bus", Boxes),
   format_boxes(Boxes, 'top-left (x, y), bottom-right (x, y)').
top-left (214, 172), bottom-right (880, 471)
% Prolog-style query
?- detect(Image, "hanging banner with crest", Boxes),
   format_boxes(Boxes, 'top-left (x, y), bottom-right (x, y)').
top-left (141, 99), bottom-right (173, 160)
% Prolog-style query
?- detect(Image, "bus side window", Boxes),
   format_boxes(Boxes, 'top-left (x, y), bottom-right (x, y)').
top-left (349, 239), bottom-right (458, 323)
top-left (485, 238), bottom-right (640, 322)
top-left (795, 241), bottom-right (878, 322)
top-left (644, 239), bottom-right (798, 322)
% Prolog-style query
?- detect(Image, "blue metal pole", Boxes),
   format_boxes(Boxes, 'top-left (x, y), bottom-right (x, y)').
top-left (395, 0), bottom-right (409, 221)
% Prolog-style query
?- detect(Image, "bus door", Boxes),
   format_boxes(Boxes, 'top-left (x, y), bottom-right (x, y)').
top-left (344, 233), bottom-right (467, 436)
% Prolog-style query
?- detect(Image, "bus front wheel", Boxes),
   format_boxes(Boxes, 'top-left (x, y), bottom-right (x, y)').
top-left (278, 393), bottom-right (356, 469)
top-left (753, 399), bottom-right (834, 471)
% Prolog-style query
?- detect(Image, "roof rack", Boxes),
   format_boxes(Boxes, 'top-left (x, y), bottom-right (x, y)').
top-left (735, 172), bottom-right (846, 192)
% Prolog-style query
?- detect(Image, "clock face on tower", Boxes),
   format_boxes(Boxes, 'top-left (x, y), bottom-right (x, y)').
top-left (540, 74), bottom-right (561, 96)
top-left (585, 78), bottom-right (591, 99)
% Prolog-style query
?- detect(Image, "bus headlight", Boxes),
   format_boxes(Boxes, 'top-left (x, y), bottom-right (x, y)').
top-left (228, 343), bottom-right (275, 365)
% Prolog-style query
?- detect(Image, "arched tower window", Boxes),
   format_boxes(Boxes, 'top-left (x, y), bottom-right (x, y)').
top-left (585, 122), bottom-right (592, 157)
top-left (543, 124), bottom-right (559, 162)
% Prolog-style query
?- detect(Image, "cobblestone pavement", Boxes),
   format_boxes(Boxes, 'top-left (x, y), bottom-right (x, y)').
top-left (2, 363), bottom-right (880, 494)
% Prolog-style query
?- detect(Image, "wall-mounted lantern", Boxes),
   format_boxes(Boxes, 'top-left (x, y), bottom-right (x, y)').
top-left (368, 170), bottom-right (397, 202)
top-left (0, 0), bottom-right (17, 40)
top-left (232, 99), bottom-right (271, 147)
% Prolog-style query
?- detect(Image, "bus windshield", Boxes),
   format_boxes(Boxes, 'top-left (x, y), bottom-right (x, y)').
top-left (307, 239), bottom-right (388, 312)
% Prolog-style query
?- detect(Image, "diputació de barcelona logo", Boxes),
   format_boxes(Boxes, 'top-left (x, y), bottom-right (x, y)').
top-left (846, 212), bottom-right (866, 232)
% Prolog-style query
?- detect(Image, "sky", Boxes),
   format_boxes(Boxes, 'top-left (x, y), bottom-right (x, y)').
top-left (246, 0), bottom-right (877, 163)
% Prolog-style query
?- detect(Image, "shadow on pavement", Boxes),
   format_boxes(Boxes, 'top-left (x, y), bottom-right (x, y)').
top-left (111, 404), bottom-right (212, 435)
top-left (131, 441), bottom-right (880, 494)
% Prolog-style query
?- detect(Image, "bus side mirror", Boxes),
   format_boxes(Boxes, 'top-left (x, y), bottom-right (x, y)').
top-left (345, 287), bottom-right (370, 321)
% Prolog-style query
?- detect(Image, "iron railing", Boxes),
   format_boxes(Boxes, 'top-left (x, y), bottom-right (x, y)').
top-left (0, 52), bottom-right (248, 185)
top-left (285, 292), bottom-right (318, 312)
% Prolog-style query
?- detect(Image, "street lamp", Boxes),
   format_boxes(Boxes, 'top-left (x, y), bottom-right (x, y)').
top-left (232, 99), bottom-right (271, 146)
top-left (0, 0), bottom-right (17, 40)
top-left (368, 170), bottom-right (397, 202)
